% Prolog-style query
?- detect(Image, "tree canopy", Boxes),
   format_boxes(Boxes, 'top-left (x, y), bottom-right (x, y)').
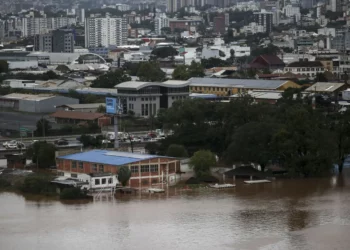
top-left (151, 46), bottom-right (178, 59)
top-left (26, 142), bottom-right (56, 168)
top-left (91, 70), bottom-right (131, 88)
top-left (118, 166), bottom-right (131, 186)
top-left (137, 62), bottom-right (166, 82)
top-left (166, 144), bottom-right (188, 158)
top-left (156, 92), bottom-right (350, 177)
top-left (172, 61), bottom-right (205, 80)
top-left (189, 150), bottom-right (216, 177)
top-left (0, 60), bottom-right (9, 73)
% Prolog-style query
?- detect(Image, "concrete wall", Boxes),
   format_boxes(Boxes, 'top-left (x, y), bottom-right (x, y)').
top-left (18, 96), bottom-right (79, 113)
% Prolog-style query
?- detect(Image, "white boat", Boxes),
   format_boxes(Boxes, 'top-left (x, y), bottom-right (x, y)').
top-left (148, 188), bottom-right (165, 193)
top-left (209, 183), bottom-right (236, 189)
top-left (244, 180), bottom-right (271, 184)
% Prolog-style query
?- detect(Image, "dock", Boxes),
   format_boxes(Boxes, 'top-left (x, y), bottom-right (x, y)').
top-left (244, 180), bottom-right (271, 184)
top-left (209, 183), bottom-right (236, 189)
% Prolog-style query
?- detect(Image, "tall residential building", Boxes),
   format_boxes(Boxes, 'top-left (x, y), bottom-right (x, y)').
top-left (167, 0), bottom-right (178, 12)
top-left (155, 16), bottom-right (169, 35)
top-left (213, 16), bottom-right (225, 35)
top-left (22, 17), bottom-right (77, 37)
top-left (85, 15), bottom-right (127, 48)
top-left (34, 29), bottom-right (75, 52)
top-left (301, 0), bottom-right (315, 9)
top-left (254, 10), bottom-right (273, 34)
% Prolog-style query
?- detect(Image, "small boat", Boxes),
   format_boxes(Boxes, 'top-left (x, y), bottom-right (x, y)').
top-left (244, 180), bottom-right (271, 184)
top-left (209, 183), bottom-right (236, 189)
top-left (148, 188), bottom-right (165, 193)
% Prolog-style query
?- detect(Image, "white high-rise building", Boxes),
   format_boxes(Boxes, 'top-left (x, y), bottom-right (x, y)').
top-left (85, 15), bottom-right (127, 48)
top-left (154, 16), bottom-right (169, 35)
top-left (21, 17), bottom-right (77, 37)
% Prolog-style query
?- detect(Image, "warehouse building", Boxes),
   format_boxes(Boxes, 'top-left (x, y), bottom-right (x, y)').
top-left (56, 150), bottom-right (180, 188)
top-left (0, 93), bottom-right (79, 113)
top-left (188, 78), bottom-right (301, 97)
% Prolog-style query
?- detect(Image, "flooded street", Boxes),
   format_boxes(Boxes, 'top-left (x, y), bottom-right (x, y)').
top-left (1, 177), bottom-right (350, 250)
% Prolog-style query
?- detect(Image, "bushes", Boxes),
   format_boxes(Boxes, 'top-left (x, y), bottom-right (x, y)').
top-left (0, 178), bottom-right (11, 189)
top-left (60, 187), bottom-right (88, 200)
top-left (20, 175), bottom-right (55, 195)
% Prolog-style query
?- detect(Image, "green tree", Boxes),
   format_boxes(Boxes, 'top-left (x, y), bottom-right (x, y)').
top-left (35, 118), bottom-right (51, 137)
top-left (91, 70), bottom-right (131, 88)
top-left (145, 142), bottom-right (159, 155)
top-left (172, 65), bottom-right (189, 80)
top-left (151, 46), bottom-right (178, 59)
top-left (188, 61), bottom-right (205, 78)
top-left (96, 105), bottom-right (106, 113)
top-left (161, 27), bottom-right (171, 35)
top-left (26, 142), bottom-right (56, 169)
top-left (189, 150), bottom-right (216, 177)
top-left (0, 60), bottom-right (9, 73)
top-left (172, 61), bottom-right (204, 80)
top-left (225, 122), bottom-right (279, 172)
top-left (166, 144), bottom-right (188, 157)
top-left (117, 166), bottom-right (131, 186)
top-left (201, 58), bottom-right (231, 69)
top-left (137, 62), bottom-right (165, 82)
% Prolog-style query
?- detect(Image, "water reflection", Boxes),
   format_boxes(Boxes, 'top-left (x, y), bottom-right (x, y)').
top-left (0, 177), bottom-right (350, 250)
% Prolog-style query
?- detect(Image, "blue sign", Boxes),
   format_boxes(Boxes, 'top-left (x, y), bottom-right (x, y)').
top-left (106, 97), bottom-right (117, 114)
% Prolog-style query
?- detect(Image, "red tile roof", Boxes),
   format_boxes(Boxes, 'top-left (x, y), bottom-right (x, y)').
top-left (50, 111), bottom-right (106, 121)
top-left (260, 54), bottom-right (285, 65)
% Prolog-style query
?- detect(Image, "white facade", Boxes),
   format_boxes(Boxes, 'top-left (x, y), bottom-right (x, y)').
top-left (154, 16), bottom-right (169, 35)
top-left (283, 5), bottom-right (301, 22)
top-left (59, 172), bottom-right (119, 191)
top-left (318, 27), bottom-right (336, 37)
top-left (21, 17), bottom-right (76, 37)
top-left (85, 16), bottom-right (127, 47)
top-left (116, 4), bottom-right (131, 11)
top-left (241, 22), bottom-right (265, 35)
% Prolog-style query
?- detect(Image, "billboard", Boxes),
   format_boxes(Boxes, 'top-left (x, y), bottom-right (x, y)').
top-left (106, 97), bottom-right (117, 114)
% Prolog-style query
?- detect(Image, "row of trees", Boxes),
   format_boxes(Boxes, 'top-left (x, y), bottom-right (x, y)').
top-left (156, 91), bottom-right (350, 177)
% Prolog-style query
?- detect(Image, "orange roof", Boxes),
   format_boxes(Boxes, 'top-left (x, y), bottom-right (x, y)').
top-left (50, 111), bottom-right (106, 121)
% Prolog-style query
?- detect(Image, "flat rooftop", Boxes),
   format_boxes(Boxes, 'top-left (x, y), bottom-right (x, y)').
top-left (57, 150), bottom-right (169, 166)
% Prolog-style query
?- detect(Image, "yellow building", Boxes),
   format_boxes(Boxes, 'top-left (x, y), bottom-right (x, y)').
top-left (188, 78), bottom-right (301, 97)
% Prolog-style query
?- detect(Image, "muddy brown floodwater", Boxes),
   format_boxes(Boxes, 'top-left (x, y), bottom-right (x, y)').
top-left (1, 177), bottom-right (350, 250)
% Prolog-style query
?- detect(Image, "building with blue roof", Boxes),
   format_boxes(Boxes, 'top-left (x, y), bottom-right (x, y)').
top-left (56, 150), bottom-right (180, 188)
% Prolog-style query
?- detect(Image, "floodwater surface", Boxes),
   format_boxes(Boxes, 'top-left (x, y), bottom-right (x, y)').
top-left (1, 177), bottom-right (350, 250)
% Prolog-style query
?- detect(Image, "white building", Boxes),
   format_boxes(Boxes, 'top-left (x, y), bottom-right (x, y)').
top-left (241, 22), bottom-right (265, 35)
top-left (21, 17), bottom-right (76, 37)
top-left (154, 16), bottom-right (169, 35)
top-left (116, 4), bottom-right (131, 11)
top-left (318, 27), bottom-right (336, 37)
top-left (85, 15), bottom-right (127, 47)
top-left (283, 4), bottom-right (301, 22)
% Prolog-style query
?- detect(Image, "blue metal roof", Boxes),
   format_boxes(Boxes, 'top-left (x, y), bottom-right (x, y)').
top-left (57, 150), bottom-right (161, 166)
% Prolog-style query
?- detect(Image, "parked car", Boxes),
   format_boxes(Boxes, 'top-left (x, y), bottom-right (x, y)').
top-left (54, 138), bottom-right (69, 145)
top-left (131, 137), bottom-right (142, 143)
top-left (4, 141), bottom-right (25, 149)
top-left (3, 140), bottom-right (17, 148)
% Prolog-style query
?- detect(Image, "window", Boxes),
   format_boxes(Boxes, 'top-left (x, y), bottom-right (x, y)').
top-left (99, 165), bottom-right (104, 172)
top-left (141, 98), bottom-right (144, 101)
top-left (71, 173), bottom-right (77, 178)
top-left (141, 104), bottom-right (145, 116)
top-left (108, 178), bottom-right (113, 184)
top-left (153, 97), bottom-right (156, 101)
top-left (92, 164), bottom-right (97, 171)
top-left (79, 162), bottom-right (83, 169)
top-left (150, 164), bottom-right (158, 172)
top-left (141, 165), bottom-right (149, 172)
top-left (131, 166), bottom-right (138, 173)
top-left (95, 179), bottom-right (100, 185)
top-left (102, 178), bottom-right (106, 184)
top-left (72, 161), bottom-right (77, 168)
